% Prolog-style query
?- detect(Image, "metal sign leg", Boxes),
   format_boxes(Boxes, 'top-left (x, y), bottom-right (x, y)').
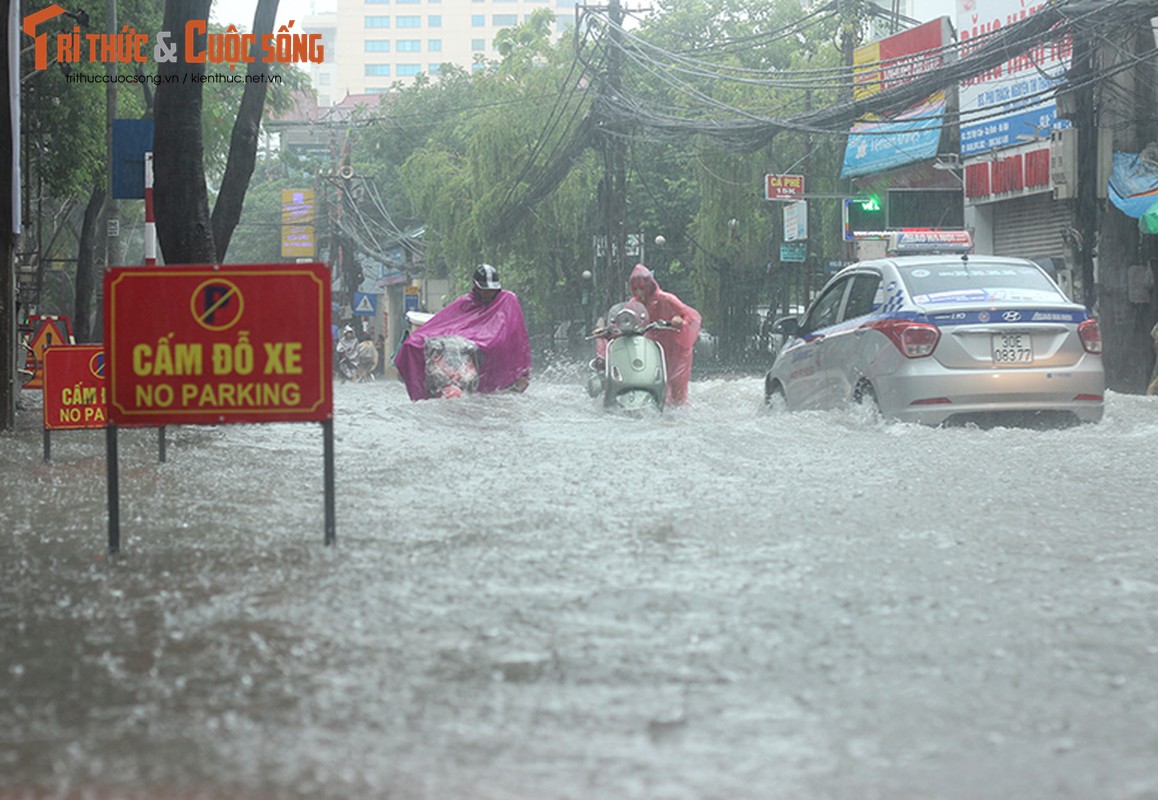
top-left (106, 423), bottom-right (120, 554)
top-left (323, 418), bottom-right (335, 546)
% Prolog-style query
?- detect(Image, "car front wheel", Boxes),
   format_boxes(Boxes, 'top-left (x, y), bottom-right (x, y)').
top-left (764, 375), bottom-right (786, 411)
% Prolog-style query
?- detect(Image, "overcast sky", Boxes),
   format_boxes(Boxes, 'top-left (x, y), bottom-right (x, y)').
top-left (213, 0), bottom-right (963, 39)
top-left (912, 0), bottom-right (959, 23)
top-left (217, 0), bottom-right (964, 30)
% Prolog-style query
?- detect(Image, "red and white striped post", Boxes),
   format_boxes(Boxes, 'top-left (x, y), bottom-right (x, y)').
top-left (144, 151), bottom-right (156, 266)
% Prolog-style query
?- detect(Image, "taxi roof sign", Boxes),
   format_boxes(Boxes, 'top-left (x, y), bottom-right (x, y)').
top-left (887, 229), bottom-right (974, 255)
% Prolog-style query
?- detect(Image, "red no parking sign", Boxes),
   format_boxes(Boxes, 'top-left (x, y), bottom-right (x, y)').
top-left (101, 263), bottom-right (337, 552)
top-left (103, 264), bottom-right (332, 426)
top-left (43, 345), bottom-right (106, 430)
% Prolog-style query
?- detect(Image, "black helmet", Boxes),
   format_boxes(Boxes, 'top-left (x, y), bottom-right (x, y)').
top-left (472, 263), bottom-right (501, 290)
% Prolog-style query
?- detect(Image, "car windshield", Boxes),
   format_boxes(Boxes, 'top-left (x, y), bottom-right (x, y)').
top-left (899, 262), bottom-right (1065, 305)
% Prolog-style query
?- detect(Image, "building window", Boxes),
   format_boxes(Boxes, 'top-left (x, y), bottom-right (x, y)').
top-left (427, 15), bottom-right (441, 27)
top-left (397, 64), bottom-right (421, 76)
top-left (428, 63), bottom-right (441, 75)
top-left (428, 39), bottom-right (442, 51)
top-left (396, 15), bottom-right (420, 27)
top-left (471, 15), bottom-right (484, 26)
top-left (397, 0), bottom-right (420, 3)
top-left (493, 14), bottom-right (517, 26)
top-left (365, 64), bottom-right (391, 76)
top-left (397, 39), bottom-right (420, 52)
top-left (471, 38), bottom-right (485, 51)
top-left (365, 39), bottom-right (391, 51)
top-left (365, 16), bottom-right (390, 27)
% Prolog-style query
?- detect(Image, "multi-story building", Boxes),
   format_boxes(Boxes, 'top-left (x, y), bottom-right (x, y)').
top-left (297, 0), bottom-right (579, 104)
top-left (865, 0), bottom-right (917, 41)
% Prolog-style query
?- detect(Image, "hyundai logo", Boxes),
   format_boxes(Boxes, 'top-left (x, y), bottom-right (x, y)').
top-left (1003, 311), bottom-right (1021, 322)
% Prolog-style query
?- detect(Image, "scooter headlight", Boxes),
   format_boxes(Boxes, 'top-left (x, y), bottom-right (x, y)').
top-left (612, 301), bottom-right (648, 334)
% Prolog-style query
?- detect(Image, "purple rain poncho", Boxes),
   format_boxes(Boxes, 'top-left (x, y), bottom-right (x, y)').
top-left (394, 289), bottom-right (532, 401)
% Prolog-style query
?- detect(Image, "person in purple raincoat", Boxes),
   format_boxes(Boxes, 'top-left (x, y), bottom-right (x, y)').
top-left (394, 264), bottom-right (532, 400)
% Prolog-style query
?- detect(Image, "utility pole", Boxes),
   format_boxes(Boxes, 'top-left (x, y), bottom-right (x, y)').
top-left (2, 0), bottom-right (18, 429)
top-left (1069, 30), bottom-right (1098, 312)
top-left (600, 0), bottom-right (627, 313)
top-left (836, 0), bottom-right (857, 272)
top-left (96, 0), bottom-right (120, 341)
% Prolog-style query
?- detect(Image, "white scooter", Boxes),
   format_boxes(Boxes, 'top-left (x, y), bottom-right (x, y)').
top-left (586, 301), bottom-right (673, 412)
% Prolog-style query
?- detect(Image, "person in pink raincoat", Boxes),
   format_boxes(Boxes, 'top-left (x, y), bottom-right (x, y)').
top-left (394, 264), bottom-right (531, 400)
top-left (627, 263), bottom-right (701, 405)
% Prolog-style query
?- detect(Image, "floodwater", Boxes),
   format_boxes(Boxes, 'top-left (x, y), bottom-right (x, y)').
top-left (3, 367), bottom-right (1158, 800)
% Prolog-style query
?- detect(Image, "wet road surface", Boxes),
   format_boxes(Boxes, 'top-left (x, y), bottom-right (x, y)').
top-left (3, 371), bottom-right (1158, 799)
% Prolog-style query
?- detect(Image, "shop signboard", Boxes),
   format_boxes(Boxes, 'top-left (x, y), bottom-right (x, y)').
top-left (958, 0), bottom-right (1071, 156)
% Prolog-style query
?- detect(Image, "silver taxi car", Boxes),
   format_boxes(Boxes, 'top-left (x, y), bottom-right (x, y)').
top-left (763, 255), bottom-right (1104, 425)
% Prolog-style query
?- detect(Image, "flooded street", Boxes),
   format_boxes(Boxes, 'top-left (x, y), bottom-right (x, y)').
top-left (4, 369), bottom-right (1158, 799)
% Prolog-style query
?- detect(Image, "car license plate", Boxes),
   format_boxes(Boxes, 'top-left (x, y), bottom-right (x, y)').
top-left (992, 333), bottom-right (1033, 365)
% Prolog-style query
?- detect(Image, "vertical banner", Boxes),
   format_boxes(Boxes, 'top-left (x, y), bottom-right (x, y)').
top-left (281, 190), bottom-right (315, 259)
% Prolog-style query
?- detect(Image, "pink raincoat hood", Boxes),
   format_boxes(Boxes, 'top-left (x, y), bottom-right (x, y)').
top-left (628, 264), bottom-right (659, 299)
top-left (394, 289), bottom-right (532, 401)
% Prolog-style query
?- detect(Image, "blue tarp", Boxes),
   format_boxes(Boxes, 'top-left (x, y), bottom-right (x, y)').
top-left (1108, 151), bottom-right (1158, 219)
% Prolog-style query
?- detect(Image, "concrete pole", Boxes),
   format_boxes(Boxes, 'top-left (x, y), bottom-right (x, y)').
top-left (96, 0), bottom-right (120, 340)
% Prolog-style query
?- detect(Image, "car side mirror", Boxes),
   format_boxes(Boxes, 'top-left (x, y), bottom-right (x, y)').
top-left (773, 316), bottom-right (800, 337)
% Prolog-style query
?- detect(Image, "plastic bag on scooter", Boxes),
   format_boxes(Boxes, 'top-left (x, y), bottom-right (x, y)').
top-left (424, 336), bottom-right (479, 399)
top-left (394, 290), bottom-right (531, 400)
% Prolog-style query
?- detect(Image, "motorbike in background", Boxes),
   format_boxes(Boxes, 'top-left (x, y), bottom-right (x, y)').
top-left (336, 330), bottom-right (379, 383)
top-left (586, 301), bottom-right (673, 412)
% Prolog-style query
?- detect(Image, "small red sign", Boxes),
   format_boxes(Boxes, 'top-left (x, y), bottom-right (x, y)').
top-left (43, 345), bottom-right (107, 430)
top-left (765, 174), bottom-right (805, 201)
top-left (103, 264), bottom-right (333, 426)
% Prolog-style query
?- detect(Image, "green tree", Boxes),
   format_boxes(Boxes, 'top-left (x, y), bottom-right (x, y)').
top-left (353, 13), bottom-right (601, 329)
top-left (627, 0), bottom-right (843, 357)
top-left (353, 0), bottom-right (844, 351)
top-left (154, 0), bottom-right (310, 265)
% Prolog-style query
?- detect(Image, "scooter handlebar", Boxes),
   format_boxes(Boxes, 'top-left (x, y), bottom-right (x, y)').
top-left (587, 320), bottom-right (674, 340)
